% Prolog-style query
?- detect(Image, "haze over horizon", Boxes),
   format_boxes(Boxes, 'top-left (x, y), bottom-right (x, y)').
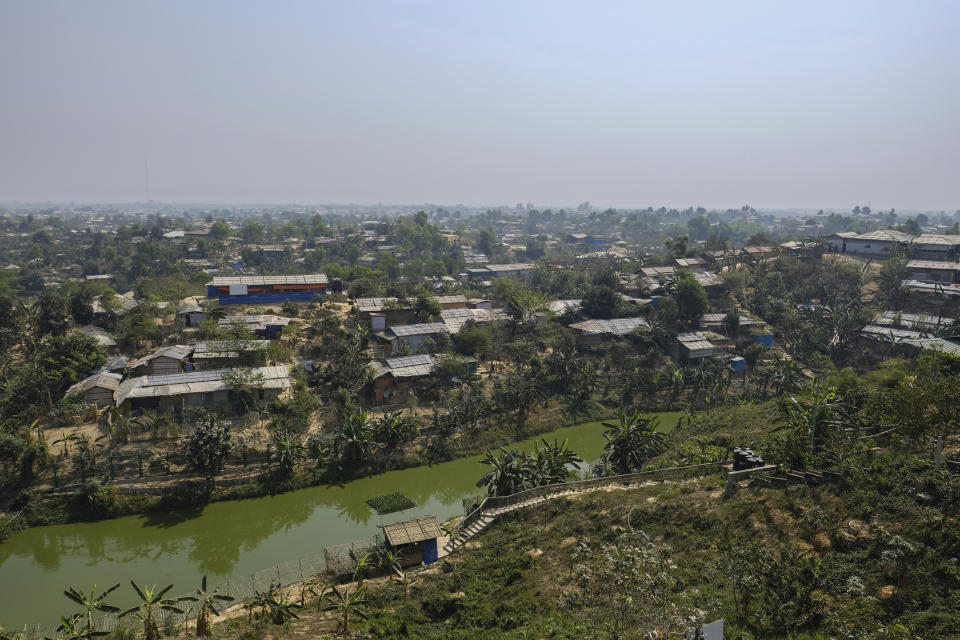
top-left (2, 1), bottom-right (958, 210)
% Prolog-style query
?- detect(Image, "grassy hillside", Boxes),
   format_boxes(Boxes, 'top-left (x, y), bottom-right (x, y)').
top-left (210, 450), bottom-right (960, 639)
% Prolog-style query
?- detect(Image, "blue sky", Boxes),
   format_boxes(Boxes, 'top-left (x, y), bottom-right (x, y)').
top-left (1, 1), bottom-right (958, 209)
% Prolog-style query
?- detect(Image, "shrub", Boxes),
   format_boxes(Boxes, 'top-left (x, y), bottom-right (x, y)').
top-left (366, 492), bottom-right (415, 515)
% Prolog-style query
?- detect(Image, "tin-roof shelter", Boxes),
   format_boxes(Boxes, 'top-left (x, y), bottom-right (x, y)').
top-left (569, 317), bottom-right (649, 336)
top-left (115, 365), bottom-right (291, 413)
top-left (207, 274), bottom-right (328, 304)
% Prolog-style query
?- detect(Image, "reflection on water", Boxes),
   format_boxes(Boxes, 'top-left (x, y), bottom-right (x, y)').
top-left (0, 415), bottom-right (677, 628)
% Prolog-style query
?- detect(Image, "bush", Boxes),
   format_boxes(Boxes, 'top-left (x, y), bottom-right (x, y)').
top-left (81, 479), bottom-right (119, 518)
top-left (420, 593), bottom-right (458, 621)
top-left (47, 393), bottom-right (92, 427)
top-left (366, 492), bottom-right (415, 515)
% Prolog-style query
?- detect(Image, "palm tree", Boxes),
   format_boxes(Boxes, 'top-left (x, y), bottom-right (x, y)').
top-left (106, 408), bottom-right (131, 445)
top-left (563, 360), bottom-right (597, 420)
top-left (770, 358), bottom-right (803, 395)
top-left (335, 410), bottom-right (375, 465)
top-left (532, 438), bottom-right (582, 484)
top-left (875, 250), bottom-right (908, 307)
top-left (373, 411), bottom-right (417, 447)
top-left (601, 409), bottom-right (665, 475)
top-left (271, 429), bottom-right (305, 475)
top-left (62, 584), bottom-right (120, 633)
top-left (186, 576), bottom-right (233, 638)
top-left (498, 373), bottom-right (545, 436)
top-left (476, 447), bottom-right (529, 496)
top-left (119, 583), bottom-right (187, 640)
top-left (135, 413), bottom-right (170, 442)
top-left (776, 380), bottom-right (851, 460)
top-left (321, 585), bottom-right (368, 633)
top-left (206, 306), bottom-right (228, 322)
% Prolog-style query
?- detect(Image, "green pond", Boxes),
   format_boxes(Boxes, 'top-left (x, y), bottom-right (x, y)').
top-left (0, 413), bottom-right (679, 630)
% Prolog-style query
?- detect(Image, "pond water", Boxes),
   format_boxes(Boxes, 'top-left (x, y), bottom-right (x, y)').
top-left (0, 413), bottom-right (679, 629)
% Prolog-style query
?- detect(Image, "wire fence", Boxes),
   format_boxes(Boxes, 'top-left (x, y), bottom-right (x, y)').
top-left (40, 439), bottom-right (327, 494)
top-left (18, 461), bottom-right (731, 639)
top-left (17, 536), bottom-right (381, 640)
top-left (458, 461), bottom-right (727, 534)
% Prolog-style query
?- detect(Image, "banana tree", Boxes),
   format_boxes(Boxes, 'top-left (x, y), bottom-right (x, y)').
top-left (321, 585), bottom-right (368, 633)
top-left (348, 550), bottom-right (370, 588)
top-left (52, 431), bottom-right (76, 457)
top-left (185, 576), bottom-right (233, 638)
top-left (47, 615), bottom-right (108, 640)
top-left (106, 408), bottom-right (131, 445)
top-left (601, 409), bottom-right (664, 475)
top-left (135, 413), bottom-right (170, 442)
top-left (63, 584), bottom-right (120, 632)
top-left (119, 583), bottom-right (186, 640)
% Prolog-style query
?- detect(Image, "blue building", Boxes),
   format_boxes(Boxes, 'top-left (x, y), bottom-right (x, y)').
top-left (207, 274), bottom-right (328, 305)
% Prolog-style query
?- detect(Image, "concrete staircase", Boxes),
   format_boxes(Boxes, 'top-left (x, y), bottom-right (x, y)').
top-left (441, 481), bottom-right (656, 556)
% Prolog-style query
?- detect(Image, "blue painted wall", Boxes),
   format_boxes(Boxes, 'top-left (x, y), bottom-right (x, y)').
top-left (423, 538), bottom-right (438, 564)
top-left (214, 291), bottom-right (324, 305)
top-left (754, 334), bottom-right (774, 347)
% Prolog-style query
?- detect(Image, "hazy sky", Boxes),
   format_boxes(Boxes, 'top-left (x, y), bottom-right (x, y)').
top-left (1, 1), bottom-right (958, 209)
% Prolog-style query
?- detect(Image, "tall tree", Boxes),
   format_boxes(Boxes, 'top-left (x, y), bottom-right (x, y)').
top-left (673, 270), bottom-right (708, 329)
top-left (184, 410), bottom-right (232, 480)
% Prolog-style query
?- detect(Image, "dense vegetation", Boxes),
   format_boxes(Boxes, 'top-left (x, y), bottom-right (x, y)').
top-left (2, 203), bottom-right (960, 637)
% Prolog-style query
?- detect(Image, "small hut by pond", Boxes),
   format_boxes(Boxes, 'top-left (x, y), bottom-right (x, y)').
top-left (381, 516), bottom-right (441, 567)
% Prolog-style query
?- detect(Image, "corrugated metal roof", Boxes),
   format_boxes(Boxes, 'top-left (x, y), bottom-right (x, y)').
top-left (876, 311), bottom-right (957, 331)
top-left (906, 260), bottom-right (960, 271)
top-left (484, 263), bottom-right (534, 272)
top-left (440, 308), bottom-right (473, 320)
top-left (194, 340), bottom-right (270, 354)
top-left (905, 337), bottom-right (960, 356)
top-left (219, 315), bottom-right (291, 326)
top-left (640, 266), bottom-right (675, 277)
top-left (370, 354), bottom-right (437, 379)
top-left (356, 297), bottom-right (401, 312)
top-left (435, 294), bottom-right (467, 304)
top-left (382, 516), bottom-right (441, 546)
top-left (676, 332), bottom-right (717, 353)
top-left (915, 234), bottom-right (960, 246)
top-left (858, 230), bottom-right (915, 242)
top-left (389, 322), bottom-right (446, 337)
top-left (130, 345), bottom-right (192, 368)
top-left (548, 299), bottom-right (582, 313)
top-left (569, 317), bottom-right (649, 336)
top-left (902, 280), bottom-right (960, 296)
top-left (210, 274), bottom-right (328, 286)
top-left (66, 372), bottom-right (122, 396)
top-left (116, 365), bottom-right (290, 404)
top-left (75, 325), bottom-right (117, 347)
top-left (701, 313), bottom-right (758, 327)
top-left (860, 324), bottom-right (924, 341)
top-left (176, 303), bottom-right (203, 314)
top-left (440, 308), bottom-right (508, 333)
